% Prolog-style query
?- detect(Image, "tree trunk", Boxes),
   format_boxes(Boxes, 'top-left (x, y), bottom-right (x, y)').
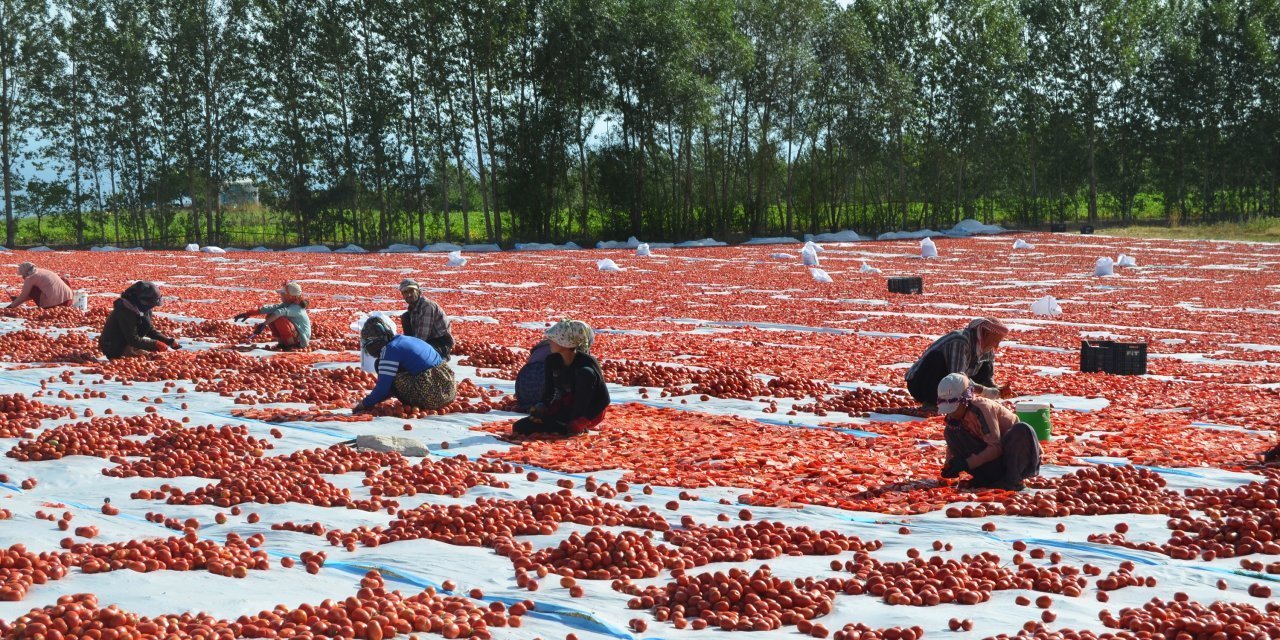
top-left (1087, 121), bottom-right (1098, 225)
top-left (466, 62), bottom-right (494, 242)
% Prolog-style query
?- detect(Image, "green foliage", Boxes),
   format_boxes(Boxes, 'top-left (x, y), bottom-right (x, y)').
top-left (7, 0), bottom-right (1280, 249)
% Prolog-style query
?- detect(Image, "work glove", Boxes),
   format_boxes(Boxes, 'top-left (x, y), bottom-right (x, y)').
top-left (233, 311), bottom-right (254, 322)
top-left (154, 341), bottom-right (170, 353)
top-left (981, 386), bottom-right (1001, 400)
top-left (250, 323), bottom-right (265, 337)
top-left (941, 457), bottom-right (970, 479)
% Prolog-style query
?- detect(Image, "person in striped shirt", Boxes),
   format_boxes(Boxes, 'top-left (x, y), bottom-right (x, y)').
top-left (905, 317), bottom-right (1011, 410)
top-left (353, 317), bottom-right (456, 412)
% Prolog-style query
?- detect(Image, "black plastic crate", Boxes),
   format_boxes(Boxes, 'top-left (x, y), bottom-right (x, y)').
top-left (1110, 342), bottom-right (1148, 375)
top-left (1050, 223), bottom-right (1067, 232)
top-left (1080, 340), bottom-right (1114, 373)
top-left (1080, 225), bottom-right (1095, 234)
top-left (888, 276), bottom-right (923, 294)
top-left (1080, 340), bottom-right (1148, 375)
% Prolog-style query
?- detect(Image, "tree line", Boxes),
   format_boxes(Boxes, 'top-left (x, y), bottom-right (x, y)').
top-left (2, 0), bottom-right (1279, 248)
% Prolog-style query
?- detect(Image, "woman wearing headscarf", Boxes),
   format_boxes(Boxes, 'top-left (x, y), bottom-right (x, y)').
top-left (98, 281), bottom-right (179, 359)
top-left (936, 373), bottom-right (1040, 492)
top-left (233, 281), bottom-right (311, 350)
top-left (7, 262), bottom-right (73, 309)
top-left (905, 317), bottom-right (1011, 410)
top-left (512, 319), bottom-right (609, 436)
top-left (352, 316), bottom-right (456, 412)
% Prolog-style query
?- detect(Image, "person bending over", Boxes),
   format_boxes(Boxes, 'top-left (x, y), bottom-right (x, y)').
top-left (353, 317), bottom-right (456, 412)
top-left (99, 281), bottom-right (179, 359)
top-left (936, 373), bottom-right (1040, 492)
top-left (234, 281), bottom-right (311, 350)
top-left (8, 262), bottom-right (72, 309)
top-left (906, 317), bottom-right (1012, 411)
top-left (399, 278), bottom-right (453, 359)
top-left (512, 319), bottom-right (609, 436)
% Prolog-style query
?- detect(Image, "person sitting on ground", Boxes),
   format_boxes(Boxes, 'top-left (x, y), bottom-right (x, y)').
top-left (936, 373), bottom-right (1040, 492)
top-left (98, 281), bottom-right (179, 360)
top-left (399, 278), bottom-right (453, 358)
top-left (233, 281), bottom-right (311, 350)
top-left (514, 339), bottom-right (554, 412)
top-left (512, 320), bottom-right (609, 436)
top-left (906, 317), bottom-right (1012, 411)
top-left (353, 316), bottom-right (456, 412)
top-left (7, 262), bottom-right (73, 309)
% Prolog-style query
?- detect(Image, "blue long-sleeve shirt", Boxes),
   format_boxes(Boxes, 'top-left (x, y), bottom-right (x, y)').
top-left (360, 335), bottom-right (443, 407)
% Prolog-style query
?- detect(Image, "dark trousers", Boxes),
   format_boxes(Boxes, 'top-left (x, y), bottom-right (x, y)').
top-left (944, 421), bottom-right (1041, 487)
top-left (907, 351), bottom-right (994, 405)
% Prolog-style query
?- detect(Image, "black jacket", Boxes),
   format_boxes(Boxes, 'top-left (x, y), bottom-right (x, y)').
top-left (99, 298), bottom-right (171, 359)
top-left (541, 352), bottom-right (610, 422)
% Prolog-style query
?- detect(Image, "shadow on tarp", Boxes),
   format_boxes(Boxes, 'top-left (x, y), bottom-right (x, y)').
top-left (320, 559), bottom-right (641, 639)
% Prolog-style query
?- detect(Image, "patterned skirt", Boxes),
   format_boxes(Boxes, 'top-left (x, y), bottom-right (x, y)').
top-left (392, 363), bottom-right (457, 409)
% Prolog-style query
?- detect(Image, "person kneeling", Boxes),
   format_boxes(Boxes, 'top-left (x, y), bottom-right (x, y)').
top-left (936, 373), bottom-right (1040, 492)
top-left (353, 318), bottom-right (456, 412)
top-left (234, 281), bottom-right (311, 350)
top-left (512, 320), bottom-right (609, 436)
top-left (98, 281), bottom-right (179, 360)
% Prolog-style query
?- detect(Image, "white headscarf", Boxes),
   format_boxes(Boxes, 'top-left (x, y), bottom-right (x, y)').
top-left (545, 319), bottom-right (594, 354)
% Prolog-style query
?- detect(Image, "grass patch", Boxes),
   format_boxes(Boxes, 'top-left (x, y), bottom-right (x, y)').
top-left (1101, 219), bottom-right (1280, 243)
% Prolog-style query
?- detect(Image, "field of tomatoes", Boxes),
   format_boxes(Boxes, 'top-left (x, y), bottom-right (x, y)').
top-left (1, 234), bottom-right (1280, 639)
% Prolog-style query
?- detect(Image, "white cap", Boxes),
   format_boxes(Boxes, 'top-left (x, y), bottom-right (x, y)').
top-left (936, 373), bottom-right (972, 415)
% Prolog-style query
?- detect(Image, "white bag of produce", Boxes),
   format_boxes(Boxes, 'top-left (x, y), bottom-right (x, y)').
top-left (1094, 257), bottom-right (1114, 276)
top-left (1031, 295), bottom-right (1062, 317)
top-left (920, 237), bottom-right (938, 259)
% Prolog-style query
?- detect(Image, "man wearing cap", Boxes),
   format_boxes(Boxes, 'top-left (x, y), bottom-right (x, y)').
top-left (936, 372), bottom-right (1040, 492)
top-left (7, 262), bottom-right (73, 309)
top-left (905, 317), bottom-right (1012, 410)
top-left (233, 281), bottom-right (311, 350)
top-left (399, 278), bottom-right (453, 359)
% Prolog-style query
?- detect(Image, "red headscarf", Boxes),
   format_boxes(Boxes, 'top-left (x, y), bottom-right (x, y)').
top-left (967, 317), bottom-right (1009, 343)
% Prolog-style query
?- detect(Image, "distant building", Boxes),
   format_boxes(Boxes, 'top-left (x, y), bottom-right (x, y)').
top-left (220, 179), bottom-right (259, 207)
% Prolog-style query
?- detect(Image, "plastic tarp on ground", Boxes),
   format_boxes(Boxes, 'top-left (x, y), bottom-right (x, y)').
top-left (877, 219), bottom-right (1006, 241)
top-left (742, 237), bottom-right (802, 245)
top-left (674, 238), bottom-right (727, 248)
top-left (334, 244), bottom-right (368, 254)
top-left (285, 245), bottom-right (333, 253)
top-left (26, 246), bottom-right (54, 252)
top-left (878, 229), bottom-right (944, 241)
top-left (804, 230), bottom-right (870, 243)
top-left (378, 244), bottom-right (419, 253)
top-left (462, 243), bottom-right (502, 253)
top-left (949, 218), bottom-right (1006, 236)
top-left (90, 245), bottom-right (142, 252)
top-left (513, 242), bottom-right (583, 251)
top-left (422, 242), bottom-right (464, 253)
top-left (596, 236), bottom-right (641, 250)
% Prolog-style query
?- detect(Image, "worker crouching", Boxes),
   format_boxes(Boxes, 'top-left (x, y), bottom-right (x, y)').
top-left (512, 319), bottom-right (609, 436)
top-left (936, 373), bottom-right (1040, 492)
